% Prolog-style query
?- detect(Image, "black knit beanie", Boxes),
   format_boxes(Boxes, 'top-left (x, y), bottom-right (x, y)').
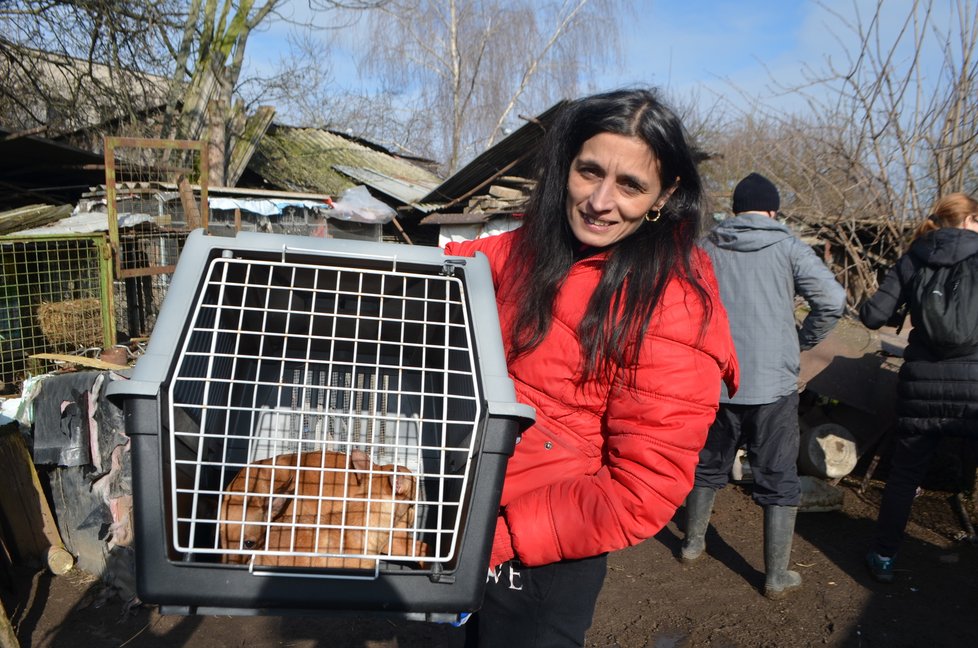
top-left (731, 172), bottom-right (780, 214)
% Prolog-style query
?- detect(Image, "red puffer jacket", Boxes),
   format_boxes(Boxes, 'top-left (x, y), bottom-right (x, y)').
top-left (445, 230), bottom-right (739, 567)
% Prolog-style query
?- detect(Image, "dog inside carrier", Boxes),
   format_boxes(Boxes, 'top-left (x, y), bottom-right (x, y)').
top-left (109, 230), bottom-right (533, 619)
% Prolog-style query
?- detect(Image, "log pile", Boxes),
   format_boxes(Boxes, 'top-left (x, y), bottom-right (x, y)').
top-left (461, 177), bottom-right (534, 216)
top-left (0, 423), bottom-right (74, 576)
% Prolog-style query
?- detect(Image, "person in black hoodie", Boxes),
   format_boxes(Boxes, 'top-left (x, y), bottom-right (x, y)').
top-left (859, 192), bottom-right (978, 583)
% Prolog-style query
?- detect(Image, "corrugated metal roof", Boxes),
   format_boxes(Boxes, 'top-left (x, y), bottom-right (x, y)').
top-left (411, 101), bottom-right (567, 214)
top-left (247, 125), bottom-right (441, 197)
top-left (333, 165), bottom-right (436, 203)
top-left (419, 211), bottom-right (493, 225)
top-left (226, 106), bottom-right (276, 187)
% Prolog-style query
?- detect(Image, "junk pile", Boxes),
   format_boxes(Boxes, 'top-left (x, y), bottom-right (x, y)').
top-left (0, 367), bottom-right (137, 612)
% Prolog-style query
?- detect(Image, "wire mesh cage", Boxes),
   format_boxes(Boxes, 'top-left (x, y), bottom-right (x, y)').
top-left (107, 230), bottom-right (533, 619)
top-left (0, 233), bottom-right (113, 391)
top-left (104, 136), bottom-right (208, 339)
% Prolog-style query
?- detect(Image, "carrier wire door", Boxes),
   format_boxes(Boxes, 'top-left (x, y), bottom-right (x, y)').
top-left (109, 230), bottom-right (533, 619)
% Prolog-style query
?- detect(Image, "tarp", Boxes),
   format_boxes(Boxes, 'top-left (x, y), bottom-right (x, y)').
top-left (208, 197), bottom-right (332, 217)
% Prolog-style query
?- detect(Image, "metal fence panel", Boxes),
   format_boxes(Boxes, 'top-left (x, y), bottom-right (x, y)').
top-left (104, 136), bottom-right (208, 339)
top-left (0, 233), bottom-right (114, 390)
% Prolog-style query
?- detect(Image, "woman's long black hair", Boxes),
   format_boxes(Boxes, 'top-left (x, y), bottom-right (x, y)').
top-left (506, 88), bottom-right (712, 383)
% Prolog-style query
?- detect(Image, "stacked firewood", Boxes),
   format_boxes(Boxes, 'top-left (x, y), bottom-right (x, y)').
top-left (463, 177), bottom-right (535, 215)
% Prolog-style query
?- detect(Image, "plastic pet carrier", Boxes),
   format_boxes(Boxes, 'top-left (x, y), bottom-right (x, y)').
top-left (107, 230), bottom-right (534, 620)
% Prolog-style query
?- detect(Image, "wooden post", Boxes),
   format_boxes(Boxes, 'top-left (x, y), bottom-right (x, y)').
top-left (178, 175), bottom-right (201, 230)
top-left (207, 98), bottom-right (226, 189)
top-left (0, 597), bottom-right (19, 648)
top-left (0, 425), bottom-right (74, 575)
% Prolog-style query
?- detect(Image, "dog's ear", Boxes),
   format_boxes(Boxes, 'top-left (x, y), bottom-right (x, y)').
top-left (349, 449), bottom-right (372, 485)
top-left (244, 464), bottom-right (295, 521)
top-left (239, 466), bottom-right (291, 526)
top-left (268, 492), bottom-right (291, 519)
top-left (271, 467), bottom-right (297, 494)
top-left (270, 454), bottom-right (301, 490)
top-left (350, 449), bottom-right (371, 471)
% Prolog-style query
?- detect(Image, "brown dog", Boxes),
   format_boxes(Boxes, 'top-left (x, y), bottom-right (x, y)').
top-left (219, 449), bottom-right (427, 568)
top-left (253, 512), bottom-right (429, 569)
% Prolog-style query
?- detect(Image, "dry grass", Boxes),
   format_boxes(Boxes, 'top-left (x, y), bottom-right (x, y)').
top-left (36, 298), bottom-right (103, 349)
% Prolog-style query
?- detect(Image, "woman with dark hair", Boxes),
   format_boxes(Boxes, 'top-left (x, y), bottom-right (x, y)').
top-left (860, 192), bottom-right (978, 583)
top-left (444, 88), bottom-right (739, 647)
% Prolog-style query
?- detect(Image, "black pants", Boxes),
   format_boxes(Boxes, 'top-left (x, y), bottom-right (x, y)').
top-left (693, 392), bottom-right (801, 506)
top-left (873, 431), bottom-right (943, 558)
top-left (464, 554), bottom-right (608, 648)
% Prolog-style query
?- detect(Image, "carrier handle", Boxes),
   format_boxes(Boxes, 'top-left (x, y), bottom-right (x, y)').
top-left (247, 556), bottom-right (382, 581)
top-left (280, 244), bottom-right (398, 271)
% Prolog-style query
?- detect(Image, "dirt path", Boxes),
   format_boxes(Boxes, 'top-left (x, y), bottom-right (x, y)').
top-left (4, 478), bottom-right (976, 647)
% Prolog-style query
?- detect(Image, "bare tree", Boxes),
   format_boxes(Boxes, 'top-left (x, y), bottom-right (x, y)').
top-left (798, 0), bottom-right (978, 304)
top-left (347, 0), bottom-right (629, 173)
top-left (696, 0), bottom-right (978, 309)
top-left (0, 1), bottom-right (384, 183)
top-left (0, 1), bottom-right (184, 136)
top-left (161, 0), bottom-right (396, 184)
top-left (237, 30), bottom-right (433, 157)
top-left (807, 1), bottom-right (977, 214)
top-left (0, 0), bottom-right (288, 184)
top-left (155, 0), bottom-right (290, 186)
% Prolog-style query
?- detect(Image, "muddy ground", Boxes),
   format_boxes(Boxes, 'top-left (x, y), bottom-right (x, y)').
top-left (4, 467), bottom-right (977, 648)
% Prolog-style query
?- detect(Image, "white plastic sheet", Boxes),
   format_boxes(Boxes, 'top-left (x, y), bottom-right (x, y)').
top-left (328, 185), bottom-right (396, 224)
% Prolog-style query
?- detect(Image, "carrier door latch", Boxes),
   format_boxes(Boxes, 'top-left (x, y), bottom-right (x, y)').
top-left (442, 259), bottom-right (466, 276)
top-left (428, 564), bottom-right (457, 584)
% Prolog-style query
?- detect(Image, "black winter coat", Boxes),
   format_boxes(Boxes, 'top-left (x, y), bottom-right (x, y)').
top-left (860, 227), bottom-right (978, 437)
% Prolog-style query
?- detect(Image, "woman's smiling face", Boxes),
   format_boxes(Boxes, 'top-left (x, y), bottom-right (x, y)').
top-left (565, 132), bottom-right (674, 248)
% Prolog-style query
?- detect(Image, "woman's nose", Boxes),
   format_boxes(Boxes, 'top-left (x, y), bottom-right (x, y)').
top-left (589, 177), bottom-right (616, 212)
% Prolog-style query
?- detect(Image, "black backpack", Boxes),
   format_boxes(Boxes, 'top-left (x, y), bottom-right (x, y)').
top-left (909, 256), bottom-right (978, 357)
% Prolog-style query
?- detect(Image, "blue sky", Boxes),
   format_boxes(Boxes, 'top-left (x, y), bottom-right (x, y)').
top-left (598, 0), bottom-right (948, 113)
top-left (245, 0), bottom-right (937, 115)
top-left (599, 1), bottom-right (811, 96)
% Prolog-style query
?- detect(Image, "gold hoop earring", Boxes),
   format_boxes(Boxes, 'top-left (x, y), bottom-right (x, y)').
top-left (645, 209), bottom-right (661, 223)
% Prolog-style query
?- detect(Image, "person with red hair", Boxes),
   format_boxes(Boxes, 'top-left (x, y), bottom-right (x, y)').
top-left (860, 192), bottom-right (978, 583)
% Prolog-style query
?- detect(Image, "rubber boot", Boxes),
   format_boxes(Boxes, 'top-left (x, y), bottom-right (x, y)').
top-left (680, 487), bottom-right (716, 563)
top-left (763, 505), bottom-right (802, 599)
